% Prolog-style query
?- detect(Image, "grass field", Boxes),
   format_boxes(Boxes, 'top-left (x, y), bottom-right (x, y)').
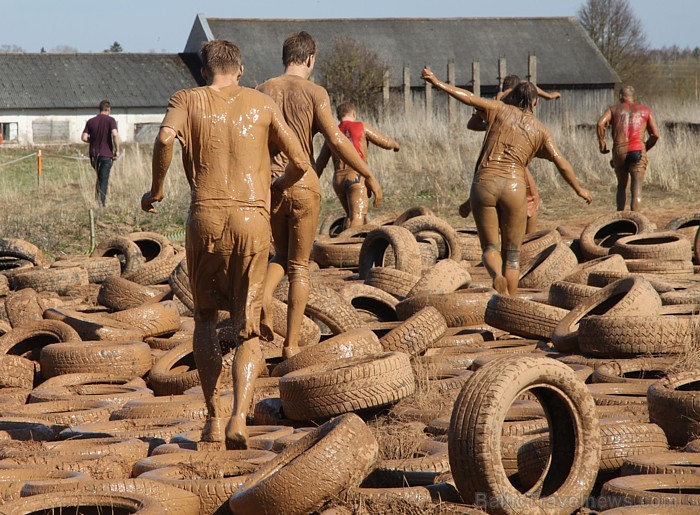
top-left (0, 105), bottom-right (698, 258)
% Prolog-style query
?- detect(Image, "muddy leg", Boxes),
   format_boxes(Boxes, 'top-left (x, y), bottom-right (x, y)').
top-left (630, 168), bottom-right (645, 212)
top-left (614, 167), bottom-right (629, 211)
top-left (345, 181), bottom-right (369, 228)
top-left (193, 310), bottom-right (224, 442)
top-left (499, 181), bottom-right (527, 296)
top-left (260, 198), bottom-right (289, 342)
top-left (259, 262), bottom-right (286, 342)
top-left (225, 336), bottom-right (263, 450)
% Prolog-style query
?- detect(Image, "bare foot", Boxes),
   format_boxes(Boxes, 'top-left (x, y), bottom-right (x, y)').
top-left (225, 414), bottom-right (248, 450)
top-left (493, 276), bottom-right (509, 295)
top-left (200, 417), bottom-right (224, 442)
top-left (282, 345), bottom-right (300, 360)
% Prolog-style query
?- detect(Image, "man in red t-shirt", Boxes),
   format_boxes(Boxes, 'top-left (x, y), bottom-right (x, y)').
top-left (597, 86), bottom-right (660, 211)
top-left (316, 102), bottom-right (399, 228)
top-left (82, 100), bottom-right (120, 206)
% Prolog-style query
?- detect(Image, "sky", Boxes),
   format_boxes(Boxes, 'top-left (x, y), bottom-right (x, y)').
top-left (0, 0), bottom-right (695, 53)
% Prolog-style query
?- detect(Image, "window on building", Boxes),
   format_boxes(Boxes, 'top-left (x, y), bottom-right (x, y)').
top-left (0, 122), bottom-right (18, 143)
top-left (32, 120), bottom-right (69, 143)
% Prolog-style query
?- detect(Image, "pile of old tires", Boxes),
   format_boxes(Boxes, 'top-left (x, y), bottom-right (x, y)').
top-left (0, 209), bottom-right (697, 513)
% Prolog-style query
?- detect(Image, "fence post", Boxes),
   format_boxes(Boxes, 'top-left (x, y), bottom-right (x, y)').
top-left (528, 53), bottom-right (537, 84)
top-left (36, 149), bottom-right (42, 186)
top-left (403, 66), bottom-right (411, 115)
top-left (498, 57), bottom-right (507, 90)
top-left (447, 61), bottom-right (456, 121)
top-left (425, 64), bottom-right (433, 119)
top-left (382, 70), bottom-right (391, 110)
top-left (472, 61), bottom-right (481, 98)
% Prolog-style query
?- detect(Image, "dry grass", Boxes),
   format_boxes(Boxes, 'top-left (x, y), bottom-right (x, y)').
top-left (0, 99), bottom-right (698, 257)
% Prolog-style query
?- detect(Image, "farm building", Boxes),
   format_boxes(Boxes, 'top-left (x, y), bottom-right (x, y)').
top-left (0, 53), bottom-right (202, 146)
top-left (0, 15), bottom-right (620, 146)
top-left (185, 14), bottom-right (621, 125)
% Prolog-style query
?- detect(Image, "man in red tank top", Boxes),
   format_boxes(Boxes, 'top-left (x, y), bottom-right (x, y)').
top-left (597, 86), bottom-right (660, 211)
top-left (316, 102), bottom-right (400, 228)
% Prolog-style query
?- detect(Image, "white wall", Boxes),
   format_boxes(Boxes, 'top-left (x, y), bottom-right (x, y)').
top-left (0, 108), bottom-right (166, 147)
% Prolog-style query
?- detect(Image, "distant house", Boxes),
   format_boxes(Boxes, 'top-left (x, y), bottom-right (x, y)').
top-left (0, 53), bottom-right (202, 146)
top-left (185, 14), bottom-right (620, 124)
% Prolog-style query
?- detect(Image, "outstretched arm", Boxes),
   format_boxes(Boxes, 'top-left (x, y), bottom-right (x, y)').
top-left (142, 127), bottom-right (175, 213)
top-left (536, 86), bottom-right (561, 100)
top-left (422, 68), bottom-right (497, 111)
top-left (315, 141), bottom-right (332, 177)
top-left (316, 97), bottom-right (382, 206)
top-left (597, 108), bottom-right (612, 154)
top-left (364, 124), bottom-right (400, 152)
top-left (645, 113), bottom-right (660, 152)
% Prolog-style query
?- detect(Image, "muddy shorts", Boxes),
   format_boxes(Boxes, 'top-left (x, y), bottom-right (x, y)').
top-left (613, 149), bottom-right (648, 176)
top-left (269, 185), bottom-right (321, 269)
top-left (186, 205), bottom-right (270, 342)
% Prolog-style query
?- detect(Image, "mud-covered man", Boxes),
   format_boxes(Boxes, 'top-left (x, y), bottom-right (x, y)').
top-left (422, 68), bottom-right (592, 296)
top-left (257, 32), bottom-right (382, 359)
top-left (597, 85), bottom-right (660, 211)
top-left (142, 40), bottom-right (314, 450)
top-left (316, 101), bottom-right (399, 229)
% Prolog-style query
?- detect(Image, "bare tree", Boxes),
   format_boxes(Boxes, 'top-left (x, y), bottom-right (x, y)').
top-left (0, 44), bottom-right (24, 53)
top-left (577, 0), bottom-right (648, 80)
top-left (317, 37), bottom-right (388, 116)
top-left (49, 45), bottom-right (79, 53)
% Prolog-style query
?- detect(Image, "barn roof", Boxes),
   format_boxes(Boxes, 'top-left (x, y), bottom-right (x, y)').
top-left (188, 16), bottom-right (620, 88)
top-left (0, 53), bottom-right (202, 110)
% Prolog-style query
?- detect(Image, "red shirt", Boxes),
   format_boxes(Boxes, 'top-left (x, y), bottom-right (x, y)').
top-left (338, 120), bottom-right (365, 160)
top-left (611, 102), bottom-right (651, 153)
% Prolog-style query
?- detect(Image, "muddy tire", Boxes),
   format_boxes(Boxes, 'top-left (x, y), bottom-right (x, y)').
top-left (407, 259), bottom-right (472, 297)
top-left (9, 266), bottom-right (89, 295)
top-left (108, 301), bottom-right (181, 338)
top-left (229, 413), bottom-right (379, 515)
top-left (547, 281), bottom-right (600, 310)
top-left (91, 235), bottom-right (146, 276)
top-left (271, 327), bottom-right (381, 377)
top-left (398, 215), bottom-right (463, 261)
top-left (484, 294), bottom-right (569, 340)
top-left (552, 276), bottom-right (661, 353)
top-left (4, 288), bottom-right (44, 328)
top-left (379, 307), bottom-right (447, 356)
top-left (448, 355), bottom-right (600, 513)
top-left (280, 352), bottom-right (415, 421)
top-left (97, 277), bottom-right (165, 311)
top-left (397, 289), bottom-right (495, 327)
top-left (611, 231), bottom-right (693, 261)
top-left (0, 238), bottom-right (48, 267)
top-left (563, 254), bottom-right (628, 285)
top-left (123, 252), bottom-right (184, 286)
top-left (51, 256), bottom-right (122, 284)
top-left (578, 314), bottom-right (696, 356)
top-left (168, 259), bottom-right (194, 312)
top-left (648, 371), bottom-right (700, 447)
top-left (359, 226), bottom-right (423, 279)
top-left (312, 238), bottom-right (363, 268)
top-left (592, 357), bottom-right (675, 384)
top-left (600, 474), bottom-right (700, 510)
top-left (373, 440), bottom-right (450, 487)
top-left (149, 340), bottom-right (219, 396)
top-left (0, 355), bottom-right (35, 389)
top-left (579, 211), bottom-right (653, 260)
top-left (0, 320), bottom-right (81, 362)
top-left (274, 283), bottom-right (365, 334)
top-left (0, 491), bottom-right (164, 514)
top-left (40, 341), bottom-right (152, 379)
top-left (519, 242), bottom-right (578, 289)
top-left (519, 229), bottom-right (563, 264)
top-left (338, 283), bottom-right (398, 323)
top-left (43, 307), bottom-right (144, 341)
top-left (622, 451), bottom-right (700, 476)
top-left (364, 267), bottom-right (420, 299)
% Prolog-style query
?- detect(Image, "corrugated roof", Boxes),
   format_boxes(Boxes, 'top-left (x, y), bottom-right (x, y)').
top-left (0, 53), bottom-right (202, 109)
top-left (205, 17), bottom-right (620, 88)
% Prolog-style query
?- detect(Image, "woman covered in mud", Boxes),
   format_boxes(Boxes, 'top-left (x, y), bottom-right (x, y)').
top-left (421, 68), bottom-right (592, 295)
